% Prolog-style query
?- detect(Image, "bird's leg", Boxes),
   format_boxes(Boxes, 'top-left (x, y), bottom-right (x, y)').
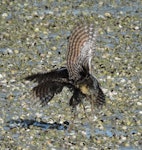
top-left (81, 101), bottom-right (92, 122)
top-left (71, 106), bottom-right (78, 120)
top-left (88, 94), bottom-right (95, 120)
top-left (67, 106), bottom-right (78, 131)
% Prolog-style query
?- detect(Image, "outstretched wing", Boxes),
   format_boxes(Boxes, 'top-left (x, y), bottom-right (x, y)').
top-left (32, 81), bottom-right (66, 106)
top-left (25, 67), bottom-right (69, 84)
top-left (25, 67), bottom-right (72, 106)
top-left (67, 24), bottom-right (97, 82)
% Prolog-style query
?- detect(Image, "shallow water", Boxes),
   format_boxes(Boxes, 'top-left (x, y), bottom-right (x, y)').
top-left (0, 0), bottom-right (141, 149)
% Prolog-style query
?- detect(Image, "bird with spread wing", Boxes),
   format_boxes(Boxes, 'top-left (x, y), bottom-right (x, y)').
top-left (25, 24), bottom-right (105, 110)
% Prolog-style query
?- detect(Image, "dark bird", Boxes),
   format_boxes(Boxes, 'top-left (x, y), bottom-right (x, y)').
top-left (25, 24), bottom-right (105, 110)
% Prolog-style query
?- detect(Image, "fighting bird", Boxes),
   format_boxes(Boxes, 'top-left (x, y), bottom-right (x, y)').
top-left (25, 24), bottom-right (105, 110)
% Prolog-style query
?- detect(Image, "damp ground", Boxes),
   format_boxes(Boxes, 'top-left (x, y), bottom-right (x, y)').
top-left (0, 0), bottom-right (141, 149)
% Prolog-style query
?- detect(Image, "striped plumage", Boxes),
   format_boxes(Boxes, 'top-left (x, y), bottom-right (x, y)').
top-left (67, 24), bottom-right (97, 82)
top-left (25, 24), bottom-right (105, 109)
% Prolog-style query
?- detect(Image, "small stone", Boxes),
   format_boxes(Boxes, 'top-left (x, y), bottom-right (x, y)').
top-left (120, 78), bottom-right (126, 83)
top-left (7, 48), bottom-right (13, 54)
top-left (139, 111), bottom-right (142, 114)
top-left (137, 102), bottom-right (142, 106)
top-left (105, 12), bottom-right (111, 18)
top-left (14, 49), bottom-right (19, 54)
top-left (115, 57), bottom-right (121, 60)
top-left (134, 26), bottom-right (139, 30)
top-left (107, 76), bottom-right (111, 79)
top-left (51, 46), bottom-right (57, 51)
top-left (0, 118), bottom-right (4, 124)
top-left (34, 28), bottom-right (39, 32)
top-left (2, 13), bottom-right (8, 18)
top-left (0, 74), bottom-right (3, 79)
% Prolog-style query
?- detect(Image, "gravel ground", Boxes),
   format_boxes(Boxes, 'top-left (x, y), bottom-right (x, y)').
top-left (0, 0), bottom-right (141, 149)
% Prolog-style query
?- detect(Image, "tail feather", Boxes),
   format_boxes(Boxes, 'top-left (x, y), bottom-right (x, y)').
top-left (96, 87), bottom-right (105, 106)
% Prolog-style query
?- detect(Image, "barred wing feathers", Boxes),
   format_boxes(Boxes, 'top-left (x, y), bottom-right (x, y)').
top-left (25, 24), bottom-right (105, 108)
top-left (25, 67), bottom-right (69, 84)
top-left (25, 67), bottom-right (72, 106)
top-left (67, 24), bottom-right (97, 82)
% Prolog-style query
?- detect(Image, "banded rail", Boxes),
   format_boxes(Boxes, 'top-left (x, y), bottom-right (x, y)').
top-left (25, 24), bottom-right (105, 110)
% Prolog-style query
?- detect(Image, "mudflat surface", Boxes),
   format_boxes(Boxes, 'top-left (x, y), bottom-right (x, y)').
top-left (0, 0), bottom-right (141, 149)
